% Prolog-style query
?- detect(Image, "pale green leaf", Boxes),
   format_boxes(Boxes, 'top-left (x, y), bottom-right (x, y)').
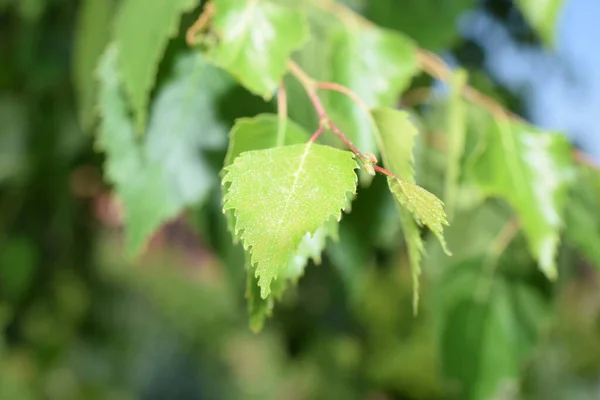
top-left (285, 218), bottom-right (339, 282)
top-left (444, 69), bottom-right (468, 221)
top-left (222, 143), bottom-right (358, 297)
top-left (207, 0), bottom-right (309, 98)
top-left (73, 0), bottom-right (114, 131)
top-left (388, 178), bottom-right (450, 252)
top-left (328, 25), bottom-right (419, 161)
top-left (145, 51), bottom-right (233, 205)
top-left (115, 0), bottom-right (198, 130)
top-left (224, 115), bottom-right (339, 331)
top-left (372, 107), bottom-right (449, 311)
top-left (515, 0), bottom-right (564, 46)
top-left (469, 117), bottom-right (574, 279)
top-left (223, 113), bottom-right (310, 238)
top-left (223, 115), bottom-right (340, 280)
top-left (97, 45), bottom-right (227, 255)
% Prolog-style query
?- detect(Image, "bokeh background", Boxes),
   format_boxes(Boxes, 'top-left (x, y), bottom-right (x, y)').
top-left (2, 0), bottom-right (600, 399)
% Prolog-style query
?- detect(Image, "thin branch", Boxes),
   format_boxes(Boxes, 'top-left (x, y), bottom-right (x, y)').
top-left (307, 0), bottom-right (600, 171)
top-left (287, 61), bottom-right (327, 120)
top-left (316, 81), bottom-right (371, 116)
top-left (186, 3), bottom-right (216, 46)
top-left (309, 124), bottom-right (326, 143)
top-left (288, 61), bottom-right (370, 159)
top-left (373, 165), bottom-right (395, 178)
top-left (276, 82), bottom-right (288, 147)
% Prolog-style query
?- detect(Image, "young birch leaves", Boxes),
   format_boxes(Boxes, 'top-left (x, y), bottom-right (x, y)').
top-left (372, 108), bottom-right (450, 311)
top-left (223, 143), bottom-right (358, 298)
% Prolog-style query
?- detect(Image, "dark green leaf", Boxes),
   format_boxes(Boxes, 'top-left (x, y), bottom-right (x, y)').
top-left (438, 260), bottom-right (547, 400)
top-left (0, 237), bottom-right (37, 302)
top-left (363, 0), bottom-right (475, 51)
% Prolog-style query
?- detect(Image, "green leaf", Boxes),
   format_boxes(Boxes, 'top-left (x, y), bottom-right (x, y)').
top-left (73, 0), bottom-right (114, 131)
top-left (207, 0), bottom-right (309, 98)
top-left (222, 143), bottom-right (358, 297)
top-left (515, 0), bottom-right (564, 46)
top-left (115, 0), bottom-right (198, 130)
top-left (372, 107), bottom-right (449, 311)
top-left (469, 117), bottom-right (574, 279)
top-left (223, 113), bottom-right (310, 238)
top-left (327, 24), bottom-right (419, 160)
top-left (387, 178), bottom-right (450, 254)
top-left (224, 115), bottom-right (341, 330)
top-left (564, 166), bottom-right (600, 269)
top-left (438, 260), bottom-right (547, 400)
top-left (443, 69), bottom-right (468, 221)
top-left (97, 45), bottom-right (227, 255)
top-left (246, 260), bottom-right (274, 333)
top-left (362, 0), bottom-right (475, 51)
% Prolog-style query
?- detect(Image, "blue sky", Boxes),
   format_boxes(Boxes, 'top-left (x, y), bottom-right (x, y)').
top-left (461, 0), bottom-right (600, 159)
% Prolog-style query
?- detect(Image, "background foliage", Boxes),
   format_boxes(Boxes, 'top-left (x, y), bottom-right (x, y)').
top-left (2, 0), bottom-right (600, 399)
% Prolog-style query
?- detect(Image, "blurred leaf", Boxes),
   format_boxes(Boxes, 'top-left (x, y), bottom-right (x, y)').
top-left (444, 69), bottom-right (468, 221)
top-left (73, 0), bottom-right (114, 131)
top-left (115, 0), bottom-right (198, 130)
top-left (97, 46), bottom-right (225, 255)
top-left (0, 236), bottom-right (37, 302)
top-left (564, 166), bottom-right (600, 268)
top-left (222, 143), bottom-right (358, 297)
top-left (468, 117), bottom-right (574, 279)
top-left (363, 0), bottom-right (475, 51)
top-left (515, 0), bottom-right (564, 46)
top-left (327, 24), bottom-right (419, 160)
top-left (0, 96), bottom-right (28, 183)
top-left (438, 260), bottom-right (547, 400)
top-left (207, 0), bottom-right (309, 99)
top-left (145, 51), bottom-right (232, 205)
top-left (246, 261), bottom-right (273, 333)
top-left (16, 0), bottom-right (45, 22)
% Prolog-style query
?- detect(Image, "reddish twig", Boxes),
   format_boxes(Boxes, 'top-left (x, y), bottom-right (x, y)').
top-left (276, 82), bottom-right (288, 147)
top-left (186, 3), bottom-right (216, 46)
